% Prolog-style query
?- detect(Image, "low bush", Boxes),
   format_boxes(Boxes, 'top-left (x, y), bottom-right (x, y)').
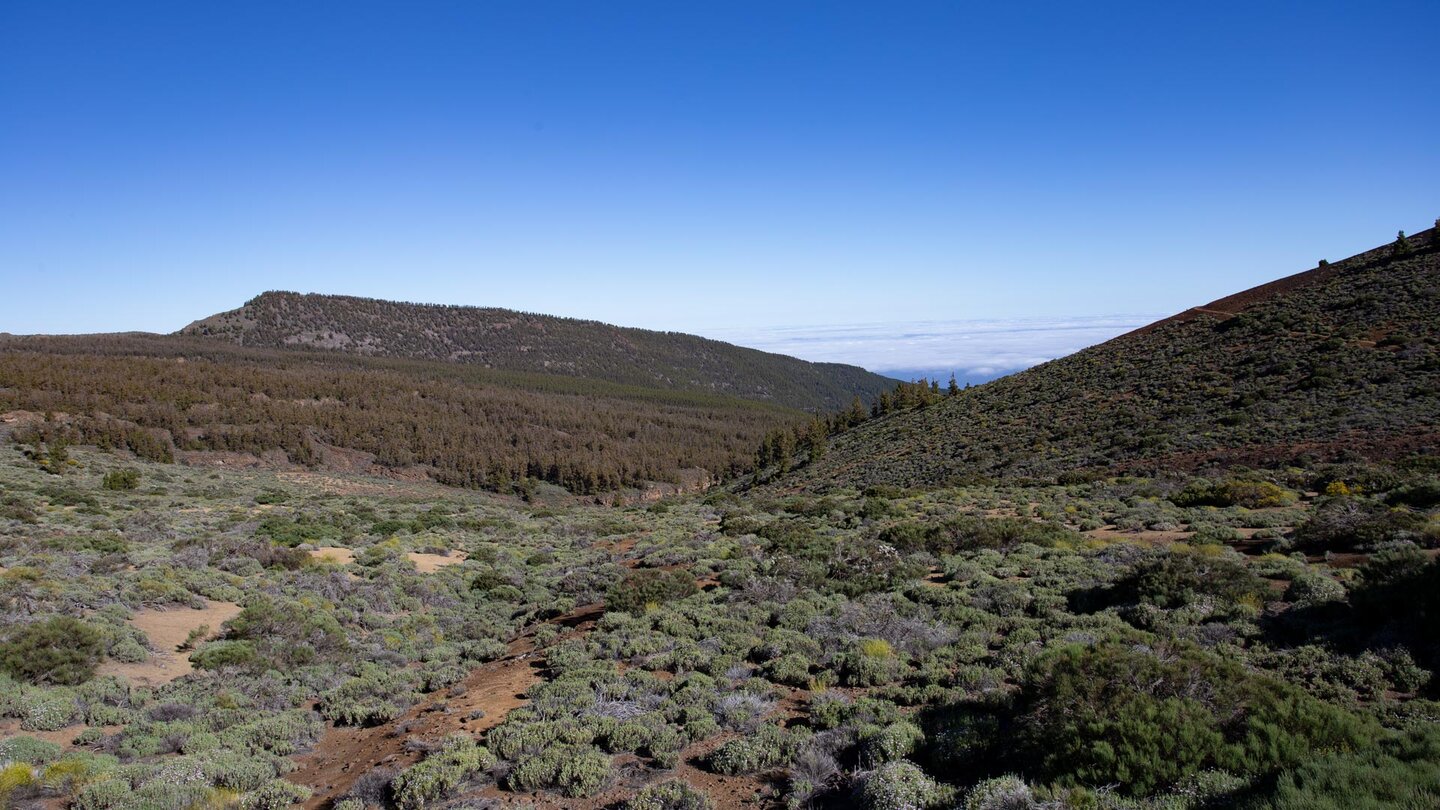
top-left (1172, 478), bottom-right (1297, 508)
top-left (392, 735), bottom-right (497, 809)
top-left (1114, 551), bottom-right (1267, 610)
top-left (1012, 643), bottom-right (1377, 795)
top-left (858, 760), bottom-right (950, 810)
top-left (1261, 725), bottom-right (1440, 808)
top-left (628, 779), bottom-right (713, 810)
top-left (0, 735), bottom-right (63, 765)
top-left (101, 468), bottom-right (142, 491)
top-left (607, 569), bottom-right (699, 615)
top-left (0, 616), bottom-right (105, 685)
top-left (241, 780), bottom-right (312, 810)
top-left (508, 743), bottom-right (612, 797)
top-left (708, 724), bottom-right (800, 775)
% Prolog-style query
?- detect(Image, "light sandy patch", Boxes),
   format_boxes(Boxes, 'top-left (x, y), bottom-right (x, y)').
top-left (310, 547), bottom-right (356, 565)
top-left (1084, 527), bottom-right (1192, 545)
top-left (0, 721), bottom-right (124, 749)
top-left (407, 550), bottom-right (467, 572)
top-left (98, 600), bottom-right (242, 686)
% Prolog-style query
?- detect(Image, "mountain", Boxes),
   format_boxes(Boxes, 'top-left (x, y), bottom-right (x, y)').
top-left (776, 227), bottom-right (1440, 490)
top-left (180, 292), bottom-right (895, 412)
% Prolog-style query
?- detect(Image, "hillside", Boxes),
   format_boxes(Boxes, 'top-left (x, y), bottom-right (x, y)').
top-left (776, 227), bottom-right (1440, 490)
top-left (0, 333), bottom-right (806, 494)
top-left (180, 292), bottom-right (895, 412)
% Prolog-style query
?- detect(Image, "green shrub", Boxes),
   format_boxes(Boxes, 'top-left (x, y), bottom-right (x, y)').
top-left (0, 616), bottom-right (105, 685)
top-left (835, 639), bottom-right (904, 686)
top-left (858, 721), bottom-right (924, 766)
top-left (607, 569), bottom-right (699, 614)
top-left (1262, 725), bottom-right (1440, 809)
top-left (1116, 551), bottom-right (1266, 609)
top-left (392, 735), bottom-right (496, 809)
top-left (101, 468), bottom-right (141, 491)
top-left (859, 760), bottom-right (949, 810)
top-left (20, 689), bottom-right (78, 731)
top-left (320, 667), bottom-right (417, 726)
top-left (764, 653), bottom-right (813, 686)
top-left (255, 514), bottom-right (346, 547)
top-left (1013, 643), bottom-right (1377, 795)
top-left (1295, 499), bottom-right (1428, 552)
top-left (70, 777), bottom-right (133, 810)
top-left (1172, 479), bottom-right (1296, 508)
top-left (242, 779), bottom-right (312, 810)
top-left (962, 775), bottom-right (1036, 810)
top-left (1285, 570), bottom-right (1346, 608)
top-left (880, 516), bottom-right (1076, 554)
top-left (708, 724), bottom-right (799, 775)
top-left (508, 743), bottom-right (612, 797)
top-left (190, 640), bottom-right (259, 670)
top-left (0, 736), bottom-right (62, 766)
top-left (628, 779), bottom-right (713, 810)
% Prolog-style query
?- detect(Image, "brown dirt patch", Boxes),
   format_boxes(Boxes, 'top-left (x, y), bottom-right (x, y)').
top-left (97, 600), bottom-right (241, 686)
top-left (407, 551), bottom-right (467, 573)
top-left (1083, 527), bottom-right (1192, 545)
top-left (310, 547), bottom-right (356, 565)
top-left (276, 470), bottom-right (444, 497)
top-left (290, 603), bottom-right (605, 809)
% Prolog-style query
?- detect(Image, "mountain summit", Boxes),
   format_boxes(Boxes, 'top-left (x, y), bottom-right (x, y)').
top-left (181, 292), bottom-right (894, 412)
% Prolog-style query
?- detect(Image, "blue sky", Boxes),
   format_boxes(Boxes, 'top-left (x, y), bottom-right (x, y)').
top-left (2, 1), bottom-right (1436, 377)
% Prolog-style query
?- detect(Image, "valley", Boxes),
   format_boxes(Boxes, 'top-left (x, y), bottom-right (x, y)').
top-left (0, 229), bottom-right (1437, 810)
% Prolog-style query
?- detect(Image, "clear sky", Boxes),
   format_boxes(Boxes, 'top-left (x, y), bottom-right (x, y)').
top-left (2, 1), bottom-right (1436, 374)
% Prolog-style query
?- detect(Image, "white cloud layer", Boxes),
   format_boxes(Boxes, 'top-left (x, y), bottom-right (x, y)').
top-left (701, 314), bottom-right (1162, 380)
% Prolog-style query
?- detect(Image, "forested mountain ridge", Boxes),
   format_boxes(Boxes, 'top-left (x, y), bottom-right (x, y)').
top-left (0, 333), bottom-right (807, 494)
top-left (180, 291), bottom-right (895, 411)
top-left (773, 227), bottom-right (1440, 490)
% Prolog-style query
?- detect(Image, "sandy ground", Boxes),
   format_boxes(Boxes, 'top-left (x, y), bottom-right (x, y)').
top-left (310, 546), bottom-right (357, 565)
top-left (406, 551), bottom-right (467, 572)
top-left (96, 600), bottom-right (242, 686)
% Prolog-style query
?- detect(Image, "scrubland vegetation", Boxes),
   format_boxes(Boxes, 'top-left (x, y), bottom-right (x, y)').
top-left (2, 437), bottom-right (1438, 809)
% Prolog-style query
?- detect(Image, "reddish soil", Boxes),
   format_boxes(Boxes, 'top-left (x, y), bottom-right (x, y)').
top-left (1124, 234), bottom-right (1416, 339)
top-left (1083, 527), bottom-right (1192, 545)
top-left (289, 604), bottom-right (604, 809)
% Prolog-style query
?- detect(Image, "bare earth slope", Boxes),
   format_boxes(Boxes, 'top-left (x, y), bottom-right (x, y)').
top-left (180, 292), bottom-right (895, 412)
top-left (782, 228), bottom-right (1440, 490)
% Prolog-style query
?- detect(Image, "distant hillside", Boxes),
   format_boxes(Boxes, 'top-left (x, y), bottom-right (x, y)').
top-left (776, 227), bottom-right (1440, 490)
top-left (0, 334), bottom-right (807, 495)
top-left (180, 292), bottom-right (894, 412)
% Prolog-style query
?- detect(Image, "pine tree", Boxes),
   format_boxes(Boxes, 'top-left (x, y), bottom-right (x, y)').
top-left (774, 430), bottom-right (796, 474)
top-left (805, 417), bottom-right (828, 462)
top-left (1395, 230), bottom-right (1413, 257)
top-left (847, 396), bottom-right (868, 427)
top-left (948, 375), bottom-right (961, 397)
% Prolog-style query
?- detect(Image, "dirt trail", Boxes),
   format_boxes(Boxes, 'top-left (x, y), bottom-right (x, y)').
top-left (289, 603), bottom-right (604, 808)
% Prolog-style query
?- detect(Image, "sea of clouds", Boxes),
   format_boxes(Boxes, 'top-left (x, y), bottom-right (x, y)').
top-left (703, 314), bottom-right (1161, 384)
